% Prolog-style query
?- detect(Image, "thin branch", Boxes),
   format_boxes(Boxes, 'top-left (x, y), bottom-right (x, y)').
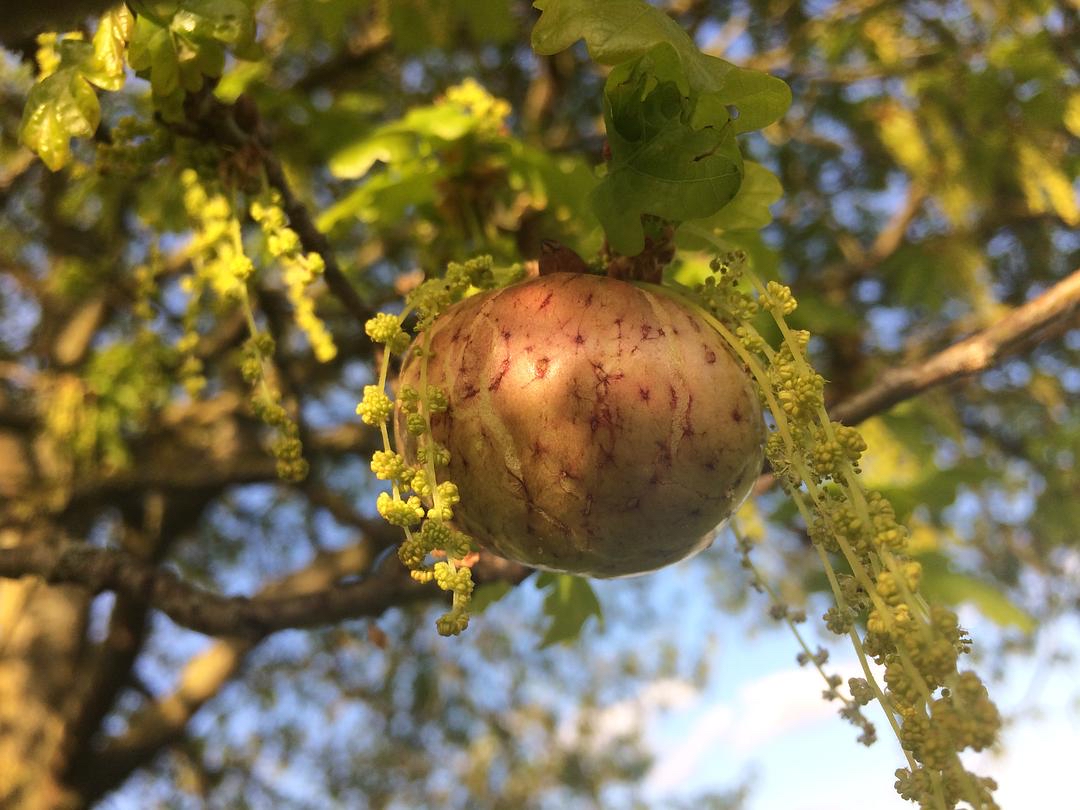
top-left (178, 89), bottom-right (373, 325)
top-left (831, 267), bottom-right (1080, 426)
top-left (291, 20), bottom-right (391, 92)
top-left (256, 144), bottom-right (374, 324)
top-left (862, 183), bottom-right (926, 269)
top-left (752, 267), bottom-right (1080, 495)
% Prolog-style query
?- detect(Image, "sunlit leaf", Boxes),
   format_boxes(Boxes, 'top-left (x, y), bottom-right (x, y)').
top-left (532, 0), bottom-right (790, 131)
top-left (329, 106), bottom-right (477, 178)
top-left (82, 6), bottom-right (134, 91)
top-left (18, 68), bottom-right (100, 171)
top-left (918, 553), bottom-right (1037, 633)
top-left (172, 0), bottom-right (255, 49)
top-left (593, 47), bottom-right (743, 254)
top-left (128, 14), bottom-right (180, 100)
top-left (690, 161), bottom-right (783, 233)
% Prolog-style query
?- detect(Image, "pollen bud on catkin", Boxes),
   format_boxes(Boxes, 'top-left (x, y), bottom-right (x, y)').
top-left (376, 492), bottom-right (424, 527)
top-left (397, 385), bottom-right (420, 413)
top-left (426, 385), bottom-right (449, 412)
top-left (416, 442), bottom-right (451, 466)
top-left (427, 481), bottom-right (461, 520)
top-left (848, 678), bottom-right (875, 706)
top-left (436, 607), bottom-right (470, 636)
top-left (357, 386), bottom-right (393, 425)
top-left (433, 561), bottom-right (474, 596)
top-left (365, 313), bottom-right (410, 354)
top-left (763, 280), bottom-right (798, 314)
top-left (371, 450), bottom-right (411, 484)
top-left (823, 606), bottom-right (855, 634)
top-left (410, 468), bottom-right (433, 497)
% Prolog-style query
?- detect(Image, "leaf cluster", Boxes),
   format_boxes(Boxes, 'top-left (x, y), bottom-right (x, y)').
top-left (533, 0), bottom-right (790, 254)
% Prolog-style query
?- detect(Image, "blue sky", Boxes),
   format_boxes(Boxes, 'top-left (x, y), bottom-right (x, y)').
top-left (600, 600), bottom-right (1080, 809)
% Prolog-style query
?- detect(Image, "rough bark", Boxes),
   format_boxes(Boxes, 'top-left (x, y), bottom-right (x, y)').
top-left (0, 428), bottom-right (89, 810)
top-left (0, 558), bottom-right (89, 810)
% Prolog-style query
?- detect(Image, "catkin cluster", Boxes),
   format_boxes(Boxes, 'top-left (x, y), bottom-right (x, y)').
top-left (687, 249), bottom-right (1001, 810)
top-left (361, 256), bottom-right (504, 635)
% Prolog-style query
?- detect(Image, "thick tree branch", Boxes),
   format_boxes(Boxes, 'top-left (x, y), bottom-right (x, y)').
top-left (0, 540), bottom-right (529, 640)
top-left (0, 543), bottom-right (426, 638)
top-left (67, 542), bottom-right (527, 805)
top-left (64, 538), bottom-right (383, 805)
top-left (831, 267), bottom-right (1080, 425)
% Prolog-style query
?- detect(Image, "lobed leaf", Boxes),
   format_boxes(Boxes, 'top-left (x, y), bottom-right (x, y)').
top-left (82, 7), bottom-right (134, 91)
top-left (535, 573), bottom-right (602, 647)
top-left (532, 0), bottom-right (791, 132)
top-left (681, 160), bottom-right (783, 234)
top-left (593, 46), bottom-right (744, 254)
top-left (19, 68), bottom-right (100, 171)
top-left (533, 0), bottom-right (790, 254)
top-left (172, 0), bottom-right (256, 50)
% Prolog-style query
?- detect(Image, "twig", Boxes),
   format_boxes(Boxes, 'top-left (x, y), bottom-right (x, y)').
top-left (831, 267), bottom-right (1080, 426)
top-left (256, 145), bottom-right (373, 324)
top-left (178, 89), bottom-right (373, 325)
top-left (752, 267), bottom-right (1080, 495)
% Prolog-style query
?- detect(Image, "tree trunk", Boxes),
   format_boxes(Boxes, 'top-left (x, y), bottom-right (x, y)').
top-left (0, 533), bottom-right (89, 809)
top-left (0, 426), bottom-right (89, 809)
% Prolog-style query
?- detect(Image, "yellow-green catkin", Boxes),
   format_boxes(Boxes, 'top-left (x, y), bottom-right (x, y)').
top-left (689, 248), bottom-right (1001, 810)
top-left (360, 256), bottom-right (506, 636)
top-left (250, 190), bottom-right (337, 363)
top-left (178, 166), bottom-right (309, 482)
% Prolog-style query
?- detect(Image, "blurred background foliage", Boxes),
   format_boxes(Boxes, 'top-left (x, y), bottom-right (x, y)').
top-left (0, 1), bottom-right (1077, 808)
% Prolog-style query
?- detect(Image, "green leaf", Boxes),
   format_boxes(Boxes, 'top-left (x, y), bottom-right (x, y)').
top-left (213, 59), bottom-right (271, 103)
top-left (128, 15), bottom-right (181, 100)
top-left (533, 1), bottom-right (789, 253)
top-left (179, 40), bottom-right (225, 91)
top-left (533, 0), bottom-right (692, 66)
top-left (535, 572), bottom-right (603, 647)
top-left (532, 0), bottom-right (791, 132)
top-left (329, 105), bottom-right (477, 178)
top-left (692, 161), bottom-right (783, 232)
top-left (129, 1), bottom-right (256, 113)
top-left (469, 581), bottom-right (513, 614)
top-left (83, 7), bottom-right (134, 92)
top-left (19, 68), bottom-right (100, 171)
top-left (172, 0), bottom-right (256, 50)
top-left (318, 170), bottom-right (439, 230)
top-left (918, 553), bottom-right (1037, 633)
top-left (592, 47), bottom-right (743, 254)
